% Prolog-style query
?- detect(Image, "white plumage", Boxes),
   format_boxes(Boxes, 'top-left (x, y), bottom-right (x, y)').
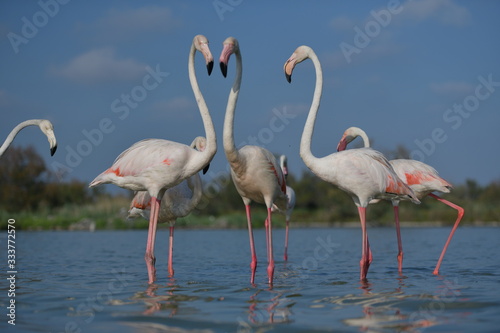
top-left (89, 35), bottom-right (217, 284)
top-left (337, 126), bottom-right (464, 275)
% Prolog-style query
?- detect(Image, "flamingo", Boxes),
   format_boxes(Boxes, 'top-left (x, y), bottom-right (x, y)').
top-left (220, 36), bottom-right (287, 285)
top-left (271, 155), bottom-right (296, 261)
top-left (284, 45), bottom-right (420, 280)
top-left (1, 119), bottom-right (57, 157)
top-left (89, 35), bottom-right (217, 284)
top-left (337, 126), bottom-right (464, 275)
top-left (128, 136), bottom-right (207, 277)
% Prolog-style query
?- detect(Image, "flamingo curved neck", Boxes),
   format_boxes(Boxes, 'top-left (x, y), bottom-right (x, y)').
top-left (223, 50), bottom-right (242, 164)
top-left (360, 131), bottom-right (370, 148)
top-left (0, 119), bottom-right (42, 156)
top-left (300, 51), bottom-right (324, 168)
top-left (177, 176), bottom-right (202, 217)
top-left (188, 43), bottom-right (217, 169)
top-left (354, 128), bottom-right (370, 148)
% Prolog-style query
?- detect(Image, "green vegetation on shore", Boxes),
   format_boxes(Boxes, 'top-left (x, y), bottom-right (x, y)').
top-left (1, 146), bottom-right (499, 230)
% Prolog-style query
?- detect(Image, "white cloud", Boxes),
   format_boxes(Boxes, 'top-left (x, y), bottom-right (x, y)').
top-left (51, 48), bottom-right (147, 84)
top-left (278, 103), bottom-right (309, 117)
top-left (152, 97), bottom-right (197, 118)
top-left (327, 0), bottom-right (469, 68)
top-left (91, 6), bottom-right (181, 41)
top-left (398, 0), bottom-right (470, 26)
top-left (320, 50), bottom-right (349, 69)
top-left (329, 0), bottom-right (470, 37)
top-left (330, 16), bottom-right (355, 31)
top-left (323, 32), bottom-right (401, 69)
top-left (430, 80), bottom-right (474, 95)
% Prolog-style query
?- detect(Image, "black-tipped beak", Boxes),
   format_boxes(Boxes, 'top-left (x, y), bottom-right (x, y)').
top-left (220, 62), bottom-right (228, 78)
top-left (50, 145), bottom-right (57, 156)
top-left (284, 58), bottom-right (295, 83)
top-left (207, 61), bottom-right (214, 76)
top-left (203, 163), bottom-right (210, 174)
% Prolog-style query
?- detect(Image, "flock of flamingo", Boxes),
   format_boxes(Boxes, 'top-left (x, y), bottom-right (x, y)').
top-left (1, 35), bottom-right (463, 286)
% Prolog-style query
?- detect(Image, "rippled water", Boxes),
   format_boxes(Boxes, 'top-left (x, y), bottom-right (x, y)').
top-left (1, 226), bottom-right (499, 332)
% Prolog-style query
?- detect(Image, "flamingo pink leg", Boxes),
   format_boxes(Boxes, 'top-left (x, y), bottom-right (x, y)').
top-left (284, 219), bottom-right (290, 261)
top-left (245, 205), bottom-right (257, 284)
top-left (266, 208), bottom-right (275, 285)
top-left (145, 196), bottom-right (160, 284)
top-left (367, 237), bottom-right (373, 265)
top-left (265, 218), bottom-right (270, 262)
top-left (168, 225), bottom-right (175, 277)
top-left (392, 204), bottom-right (404, 274)
top-left (429, 193), bottom-right (464, 275)
top-left (358, 206), bottom-right (370, 281)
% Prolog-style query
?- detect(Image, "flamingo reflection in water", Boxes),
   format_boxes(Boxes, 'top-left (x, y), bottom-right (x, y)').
top-left (311, 279), bottom-right (464, 331)
top-left (238, 289), bottom-right (292, 331)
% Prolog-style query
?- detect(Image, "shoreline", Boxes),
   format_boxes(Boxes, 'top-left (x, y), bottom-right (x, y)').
top-left (17, 220), bottom-right (500, 231)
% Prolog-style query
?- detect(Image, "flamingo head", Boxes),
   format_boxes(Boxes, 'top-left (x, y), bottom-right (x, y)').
top-left (284, 45), bottom-right (312, 83)
top-left (279, 155), bottom-right (288, 176)
top-left (191, 136), bottom-right (207, 152)
top-left (336, 130), bottom-right (357, 152)
top-left (190, 136), bottom-right (210, 174)
top-left (219, 36), bottom-right (239, 78)
top-left (193, 35), bottom-right (214, 75)
top-left (336, 134), bottom-right (349, 152)
top-left (337, 127), bottom-right (369, 152)
top-left (39, 120), bottom-right (57, 156)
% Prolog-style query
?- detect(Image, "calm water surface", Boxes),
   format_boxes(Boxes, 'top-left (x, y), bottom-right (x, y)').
top-left (1, 227), bottom-right (499, 332)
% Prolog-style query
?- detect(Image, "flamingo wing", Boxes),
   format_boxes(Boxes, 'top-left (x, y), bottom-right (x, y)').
top-left (363, 150), bottom-right (419, 201)
top-left (390, 159), bottom-right (452, 195)
top-left (286, 186), bottom-right (296, 214)
top-left (128, 191), bottom-right (151, 219)
top-left (324, 148), bottom-right (418, 204)
top-left (109, 139), bottom-right (183, 176)
top-left (128, 173), bottom-right (202, 224)
top-left (164, 174), bottom-right (202, 218)
top-left (261, 148), bottom-right (287, 196)
top-left (90, 139), bottom-right (191, 187)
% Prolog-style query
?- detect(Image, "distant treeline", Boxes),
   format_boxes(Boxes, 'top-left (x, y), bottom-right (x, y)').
top-left (0, 146), bottom-right (98, 212)
top-left (1, 145), bottom-right (499, 229)
top-left (196, 168), bottom-right (500, 225)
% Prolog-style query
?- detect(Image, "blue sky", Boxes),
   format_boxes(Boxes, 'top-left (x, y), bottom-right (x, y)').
top-left (1, 0), bottom-right (499, 194)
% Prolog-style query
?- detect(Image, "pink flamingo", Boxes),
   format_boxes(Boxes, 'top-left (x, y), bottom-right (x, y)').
top-left (128, 137), bottom-right (207, 277)
top-left (220, 36), bottom-right (287, 285)
top-left (337, 126), bottom-right (464, 275)
top-left (272, 155), bottom-right (296, 261)
top-left (284, 45), bottom-right (420, 280)
top-left (89, 35), bottom-right (217, 284)
top-left (1, 119), bottom-right (57, 157)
